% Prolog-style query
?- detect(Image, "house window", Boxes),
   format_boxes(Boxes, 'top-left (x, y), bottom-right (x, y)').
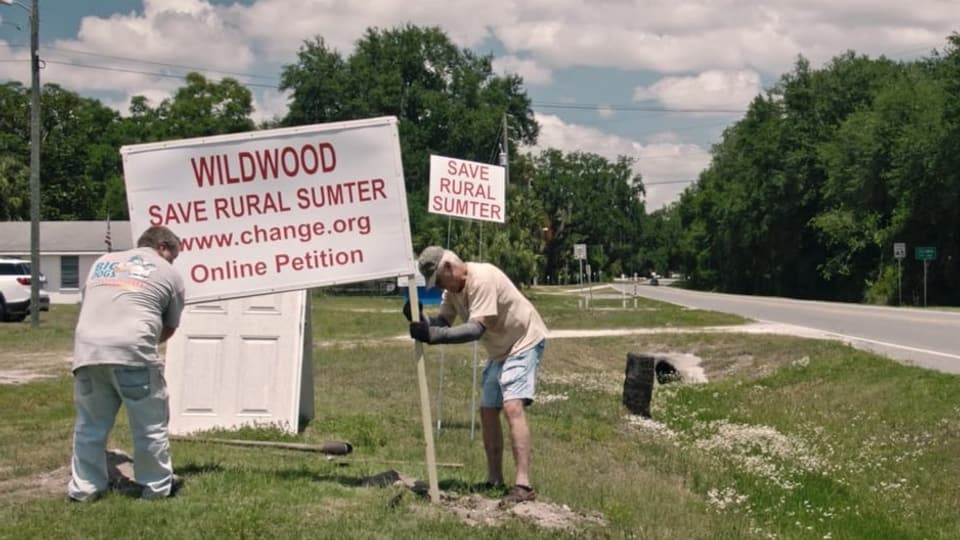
top-left (61, 256), bottom-right (80, 289)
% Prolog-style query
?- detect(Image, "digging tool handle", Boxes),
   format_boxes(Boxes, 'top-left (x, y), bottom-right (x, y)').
top-left (172, 436), bottom-right (353, 455)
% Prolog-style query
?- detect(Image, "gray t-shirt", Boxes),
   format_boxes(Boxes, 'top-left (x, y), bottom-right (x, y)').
top-left (73, 247), bottom-right (185, 371)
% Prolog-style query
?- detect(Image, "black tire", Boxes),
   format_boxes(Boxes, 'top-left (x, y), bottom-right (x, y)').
top-left (0, 296), bottom-right (7, 322)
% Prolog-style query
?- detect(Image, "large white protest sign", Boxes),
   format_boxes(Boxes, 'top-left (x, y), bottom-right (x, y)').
top-left (121, 116), bottom-right (415, 303)
top-left (428, 155), bottom-right (505, 223)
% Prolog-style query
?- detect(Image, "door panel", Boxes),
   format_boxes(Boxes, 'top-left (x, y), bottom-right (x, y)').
top-left (165, 290), bottom-right (310, 435)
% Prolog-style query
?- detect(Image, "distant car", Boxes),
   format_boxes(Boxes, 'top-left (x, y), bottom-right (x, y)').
top-left (649, 272), bottom-right (660, 286)
top-left (0, 258), bottom-right (50, 322)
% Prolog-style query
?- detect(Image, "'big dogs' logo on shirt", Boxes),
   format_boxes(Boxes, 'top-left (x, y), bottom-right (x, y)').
top-left (90, 254), bottom-right (157, 290)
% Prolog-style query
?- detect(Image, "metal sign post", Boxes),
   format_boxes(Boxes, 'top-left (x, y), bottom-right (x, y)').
top-left (914, 246), bottom-right (936, 307)
top-left (586, 263), bottom-right (592, 307)
top-left (894, 242), bottom-right (905, 306)
top-left (574, 243), bottom-right (586, 309)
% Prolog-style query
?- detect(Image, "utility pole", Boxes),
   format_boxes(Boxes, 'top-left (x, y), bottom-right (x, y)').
top-left (1, 0), bottom-right (41, 327)
top-left (28, 0), bottom-right (39, 327)
top-left (501, 112), bottom-right (509, 185)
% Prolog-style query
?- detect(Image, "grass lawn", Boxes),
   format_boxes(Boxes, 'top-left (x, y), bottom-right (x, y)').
top-left (0, 288), bottom-right (958, 539)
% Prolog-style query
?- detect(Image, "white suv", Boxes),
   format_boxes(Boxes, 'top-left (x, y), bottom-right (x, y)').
top-left (0, 258), bottom-right (50, 322)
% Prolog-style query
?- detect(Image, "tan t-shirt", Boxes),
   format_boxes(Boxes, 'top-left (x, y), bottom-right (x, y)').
top-left (438, 262), bottom-right (547, 362)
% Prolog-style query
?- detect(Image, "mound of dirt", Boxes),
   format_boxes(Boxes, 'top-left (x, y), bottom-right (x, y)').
top-left (361, 470), bottom-right (608, 531)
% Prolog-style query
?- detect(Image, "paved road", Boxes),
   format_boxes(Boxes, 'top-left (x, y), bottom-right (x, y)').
top-left (609, 282), bottom-right (960, 375)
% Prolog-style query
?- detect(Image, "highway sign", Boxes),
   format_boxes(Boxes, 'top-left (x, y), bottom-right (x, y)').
top-left (915, 246), bottom-right (937, 261)
top-left (573, 243), bottom-right (587, 260)
top-left (894, 242), bottom-right (906, 259)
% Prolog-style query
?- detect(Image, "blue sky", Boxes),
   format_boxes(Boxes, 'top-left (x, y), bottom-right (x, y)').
top-left (0, 0), bottom-right (953, 209)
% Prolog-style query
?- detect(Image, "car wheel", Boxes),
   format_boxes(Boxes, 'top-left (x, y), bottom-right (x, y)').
top-left (0, 297), bottom-right (7, 322)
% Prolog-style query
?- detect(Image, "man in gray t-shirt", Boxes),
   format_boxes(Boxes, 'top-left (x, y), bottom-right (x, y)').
top-left (67, 226), bottom-right (186, 502)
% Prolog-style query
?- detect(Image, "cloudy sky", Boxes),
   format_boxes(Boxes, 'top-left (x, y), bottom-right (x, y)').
top-left (0, 0), bottom-right (954, 209)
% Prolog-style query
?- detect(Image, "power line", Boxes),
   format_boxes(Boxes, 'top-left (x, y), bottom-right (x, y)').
top-left (44, 46), bottom-right (279, 82)
top-left (42, 59), bottom-right (280, 89)
top-left (532, 101), bottom-right (747, 114)
top-left (44, 55), bottom-right (745, 116)
top-left (644, 179), bottom-right (697, 185)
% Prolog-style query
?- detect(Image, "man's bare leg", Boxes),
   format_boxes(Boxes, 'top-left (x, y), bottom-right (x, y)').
top-left (502, 399), bottom-right (531, 487)
top-left (480, 406), bottom-right (504, 484)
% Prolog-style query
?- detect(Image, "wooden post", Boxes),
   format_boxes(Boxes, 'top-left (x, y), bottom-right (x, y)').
top-left (408, 279), bottom-right (440, 502)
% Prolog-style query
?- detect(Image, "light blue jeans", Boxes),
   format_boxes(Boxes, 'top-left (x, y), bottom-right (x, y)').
top-left (481, 340), bottom-right (546, 408)
top-left (68, 364), bottom-right (173, 501)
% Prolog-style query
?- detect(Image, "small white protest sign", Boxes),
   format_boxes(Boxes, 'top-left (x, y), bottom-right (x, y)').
top-left (121, 116), bottom-right (416, 303)
top-left (428, 155), bottom-right (505, 223)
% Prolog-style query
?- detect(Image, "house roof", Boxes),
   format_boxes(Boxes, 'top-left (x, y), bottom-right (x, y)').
top-left (0, 221), bottom-right (134, 255)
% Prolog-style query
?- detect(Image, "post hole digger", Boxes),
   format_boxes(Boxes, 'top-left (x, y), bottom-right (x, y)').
top-left (170, 436), bottom-right (464, 468)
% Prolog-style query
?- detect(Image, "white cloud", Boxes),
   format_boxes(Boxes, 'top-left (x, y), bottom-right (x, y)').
top-left (637, 141), bottom-right (712, 210)
top-left (527, 114), bottom-right (710, 210)
top-left (19, 0), bottom-right (951, 117)
top-left (28, 0), bottom-right (951, 101)
top-left (492, 55), bottom-right (553, 85)
top-left (251, 88), bottom-right (290, 123)
top-left (633, 70), bottom-right (761, 111)
top-left (496, 0), bottom-right (951, 73)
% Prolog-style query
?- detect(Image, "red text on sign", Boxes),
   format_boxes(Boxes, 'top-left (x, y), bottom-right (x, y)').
top-left (148, 200), bottom-right (209, 225)
top-left (439, 177), bottom-right (495, 199)
top-left (430, 196), bottom-right (502, 221)
top-left (191, 259), bottom-right (268, 283)
top-left (191, 142), bottom-right (337, 188)
top-left (446, 159), bottom-right (490, 181)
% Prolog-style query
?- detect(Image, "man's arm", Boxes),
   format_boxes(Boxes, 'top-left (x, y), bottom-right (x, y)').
top-left (410, 319), bottom-right (485, 344)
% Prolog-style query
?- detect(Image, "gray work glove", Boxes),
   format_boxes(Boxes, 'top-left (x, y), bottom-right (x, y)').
top-left (409, 318), bottom-right (432, 342)
top-left (409, 319), bottom-right (486, 345)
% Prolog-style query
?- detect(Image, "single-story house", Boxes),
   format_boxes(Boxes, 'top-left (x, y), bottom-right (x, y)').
top-left (0, 221), bottom-right (132, 304)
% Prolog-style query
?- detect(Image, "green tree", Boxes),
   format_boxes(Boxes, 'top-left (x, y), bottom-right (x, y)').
top-left (131, 72), bottom-right (256, 141)
top-left (676, 35), bottom-right (960, 306)
top-left (0, 155), bottom-right (28, 220)
top-left (530, 149), bottom-right (645, 282)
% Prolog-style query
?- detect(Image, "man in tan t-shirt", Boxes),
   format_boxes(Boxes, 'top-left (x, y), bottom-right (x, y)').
top-left (405, 246), bottom-right (547, 505)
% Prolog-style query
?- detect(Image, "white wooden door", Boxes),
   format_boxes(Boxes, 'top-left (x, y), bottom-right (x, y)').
top-left (164, 290), bottom-right (312, 435)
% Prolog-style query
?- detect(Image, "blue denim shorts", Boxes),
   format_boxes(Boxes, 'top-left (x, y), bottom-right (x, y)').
top-left (481, 339), bottom-right (545, 408)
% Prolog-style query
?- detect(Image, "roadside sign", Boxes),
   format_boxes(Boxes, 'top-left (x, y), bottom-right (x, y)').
top-left (893, 242), bottom-right (906, 259)
top-left (428, 155), bottom-right (505, 223)
top-left (121, 116), bottom-right (415, 304)
top-left (915, 246), bottom-right (937, 261)
top-left (573, 243), bottom-right (587, 260)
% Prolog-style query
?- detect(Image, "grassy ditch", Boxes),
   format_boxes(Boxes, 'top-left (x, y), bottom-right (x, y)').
top-left (0, 290), bottom-right (957, 539)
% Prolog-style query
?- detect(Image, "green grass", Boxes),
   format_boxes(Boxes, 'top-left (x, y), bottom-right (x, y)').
top-left (311, 286), bottom-right (747, 340)
top-left (525, 287), bottom-right (747, 329)
top-left (1, 292), bottom-right (959, 539)
top-left (0, 304), bottom-right (79, 352)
